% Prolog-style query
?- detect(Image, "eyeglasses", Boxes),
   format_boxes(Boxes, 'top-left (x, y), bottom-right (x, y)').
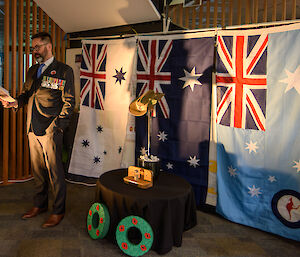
top-left (30, 43), bottom-right (48, 52)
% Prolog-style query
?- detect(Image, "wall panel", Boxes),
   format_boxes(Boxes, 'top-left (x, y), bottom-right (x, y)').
top-left (169, 0), bottom-right (299, 30)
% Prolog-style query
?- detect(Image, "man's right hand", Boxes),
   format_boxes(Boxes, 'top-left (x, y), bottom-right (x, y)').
top-left (0, 99), bottom-right (18, 108)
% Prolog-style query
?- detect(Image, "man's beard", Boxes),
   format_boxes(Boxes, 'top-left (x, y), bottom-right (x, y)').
top-left (35, 48), bottom-right (48, 64)
top-left (35, 55), bottom-right (43, 64)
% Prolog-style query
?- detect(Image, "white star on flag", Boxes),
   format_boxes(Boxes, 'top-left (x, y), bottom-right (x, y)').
top-left (179, 67), bottom-right (202, 91)
top-left (292, 160), bottom-right (300, 173)
top-left (228, 166), bottom-right (237, 177)
top-left (166, 162), bottom-right (173, 170)
top-left (157, 131), bottom-right (168, 142)
top-left (187, 156), bottom-right (200, 168)
top-left (248, 185), bottom-right (262, 197)
top-left (280, 65), bottom-right (300, 95)
top-left (245, 140), bottom-right (258, 154)
top-left (268, 176), bottom-right (277, 183)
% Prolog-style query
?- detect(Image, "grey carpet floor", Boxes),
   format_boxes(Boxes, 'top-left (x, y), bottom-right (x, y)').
top-left (0, 180), bottom-right (299, 257)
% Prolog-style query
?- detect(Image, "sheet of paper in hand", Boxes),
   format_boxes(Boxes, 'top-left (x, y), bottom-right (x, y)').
top-left (0, 86), bottom-right (15, 102)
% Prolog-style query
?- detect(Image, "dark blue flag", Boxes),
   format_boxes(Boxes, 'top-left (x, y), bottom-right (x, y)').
top-left (135, 34), bottom-right (215, 205)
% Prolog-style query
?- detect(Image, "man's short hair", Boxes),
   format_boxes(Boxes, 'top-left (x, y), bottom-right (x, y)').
top-left (32, 32), bottom-right (52, 44)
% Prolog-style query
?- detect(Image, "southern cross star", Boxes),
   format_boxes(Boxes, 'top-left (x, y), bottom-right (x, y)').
top-left (245, 140), bottom-right (258, 154)
top-left (268, 176), bottom-right (277, 183)
top-left (93, 156), bottom-right (101, 164)
top-left (248, 185), bottom-right (262, 197)
top-left (292, 160), bottom-right (300, 173)
top-left (280, 65), bottom-right (300, 95)
top-left (97, 125), bottom-right (103, 133)
top-left (157, 131), bottom-right (168, 142)
top-left (166, 162), bottom-right (173, 170)
top-left (81, 139), bottom-right (90, 147)
top-left (228, 166), bottom-right (237, 177)
top-left (187, 156), bottom-right (200, 168)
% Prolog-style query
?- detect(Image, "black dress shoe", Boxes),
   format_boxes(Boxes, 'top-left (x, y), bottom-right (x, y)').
top-left (42, 214), bottom-right (64, 228)
top-left (22, 207), bottom-right (47, 219)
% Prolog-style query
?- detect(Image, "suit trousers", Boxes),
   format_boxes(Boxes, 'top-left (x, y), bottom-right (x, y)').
top-left (28, 131), bottom-right (66, 214)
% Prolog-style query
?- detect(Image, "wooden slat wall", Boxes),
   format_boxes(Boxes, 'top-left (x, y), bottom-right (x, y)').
top-left (32, 2), bottom-right (37, 64)
top-left (45, 13), bottom-right (49, 33)
top-left (213, 0), bottom-right (218, 27)
top-left (253, 0), bottom-right (258, 23)
top-left (198, 3), bottom-right (203, 28)
top-left (17, 0), bottom-right (24, 179)
top-left (10, 0), bottom-right (17, 179)
top-left (61, 31), bottom-right (66, 63)
top-left (206, 0), bottom-right (211, 28)
top-left (3, 0), bottom-right (10, 184)
top-left (273, 0), bottom-right (277, 21)
top-left (39, 8), bottom-right (43, 32)
top-left (237, 0), bottom-right (242, 25)
top-left (51, 20), bottom-right (56, 57)
top-left (24, 0), bottom-right (30, 178)
top-left (282, 0), bottom-right (286, 21)
top-left (221, 0), bottom-right (226, 27)
top-left (263, 0), bottom-right (267, 22)
top-left (169, 0), bottom-right (299, 30)
top-left (1, 0), bottom-right (68, 184)
top-left (228, 0), bottom-right (233, 26)
top-left (292, 0), bottom-right (296, 19)
top-left (56, 26), bottom-right (61, 61)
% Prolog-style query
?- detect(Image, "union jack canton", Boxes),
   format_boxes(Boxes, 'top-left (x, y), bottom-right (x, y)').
top-left (80, 43), bottom-right (107, 110)
top-left (216, 35), bottom-right (268, 131)
top-left (136, 40), bottom-right (173, 118)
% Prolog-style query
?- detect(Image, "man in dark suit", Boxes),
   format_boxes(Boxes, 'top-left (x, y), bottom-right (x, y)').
top-left (0, 32), bottom-right (75, 228)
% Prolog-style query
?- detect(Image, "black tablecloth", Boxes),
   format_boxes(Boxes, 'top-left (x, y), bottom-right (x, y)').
top-left (95, 169), bottom-right (197, 254)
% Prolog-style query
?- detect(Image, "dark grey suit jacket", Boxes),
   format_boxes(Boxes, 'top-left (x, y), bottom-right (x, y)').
top-left (17, 58), bottom-right (75, 136)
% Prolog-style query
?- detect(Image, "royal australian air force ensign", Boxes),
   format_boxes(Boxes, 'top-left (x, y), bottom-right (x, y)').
top-left (41, 76), bottom-right (65, 91)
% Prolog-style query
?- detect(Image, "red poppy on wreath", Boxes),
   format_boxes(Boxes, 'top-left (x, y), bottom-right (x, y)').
top-left (88, 225), bottom-right (92, 231)
top-left (144, 232), bottom-right (151, 239)
top-left (140, 245), bottom-right (147, 251)
top-left (89, 210), bottom-right (92, 216)
top-left (119, 225), bottom-right (125, 232)
top-left (132, 218), bottom-right (138, 225)
top-left (99, 217), bottom-right (103, 224)
top-left (96, 205), bottom-right (100, 211)
top-left (96, 229), bottom-right (100, 236)
top-left (50, 70), bottom-right (56, 75)
top-left (122, 242), bottom-right (128, 250)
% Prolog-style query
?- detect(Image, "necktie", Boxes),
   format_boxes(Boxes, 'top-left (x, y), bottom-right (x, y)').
top-left (37, 63), bottom-right (45, 78)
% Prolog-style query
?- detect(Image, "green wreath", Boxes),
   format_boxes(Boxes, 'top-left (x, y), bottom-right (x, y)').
top-left (86, 202), bottom-right (110, 239)
top-left (116, 215), bottom-right (154, 257)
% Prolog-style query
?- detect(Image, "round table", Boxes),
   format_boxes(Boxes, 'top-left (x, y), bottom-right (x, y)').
top-left (95, 169), bottom-right (197, 254)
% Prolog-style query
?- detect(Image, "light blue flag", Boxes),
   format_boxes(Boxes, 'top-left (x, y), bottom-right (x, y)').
top-left (216, 27), bottom-right (300, 241)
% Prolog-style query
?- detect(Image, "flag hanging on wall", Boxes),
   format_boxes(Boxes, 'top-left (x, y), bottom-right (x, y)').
top-left (135, 32), bottom-right (215, 205)
top-left (68, 38), bottom-right (136, 178)
top-left (216, 24), bottom-right (300, 241)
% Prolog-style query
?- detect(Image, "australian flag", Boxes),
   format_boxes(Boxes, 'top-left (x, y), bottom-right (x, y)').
top-left (135, 34), bottom-right (215, 205)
